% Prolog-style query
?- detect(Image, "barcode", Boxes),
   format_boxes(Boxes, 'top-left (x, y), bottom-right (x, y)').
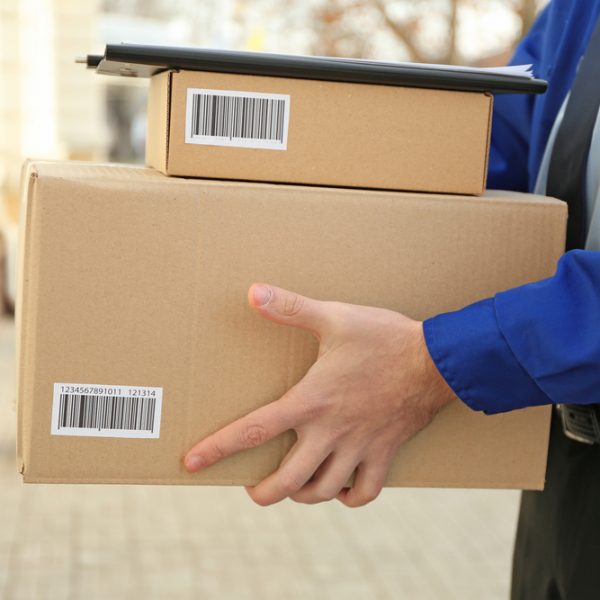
top-left (58, 393), bottom-right (156, 431)
top-left (185, 88), bottom-right (290, 150)
top-left (51, 383), bottom-right (162, 439)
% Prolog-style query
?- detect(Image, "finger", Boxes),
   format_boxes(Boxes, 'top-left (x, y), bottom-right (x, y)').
top-left (336, 459), bottom-right (390, 508)
top-left (248, 283), bottom-right (332, 337)
top-left (184, 386), bottom-right (309, 472)
top-left (246, 438), bottom-right (332, 506)
top-left (291, 450), bottom-right (362, 505)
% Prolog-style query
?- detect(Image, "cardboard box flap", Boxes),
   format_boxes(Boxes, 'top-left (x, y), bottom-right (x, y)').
top-left (146, 71), bottom-right (172, 173)
top-left (23, 160), bottom-right (564, 207)
top-left (482, 93), bottom-right (493, 192)
top-left (26, 160), bottom-right (165, 182)
top-left (16, 161), bottom-right (40, 475)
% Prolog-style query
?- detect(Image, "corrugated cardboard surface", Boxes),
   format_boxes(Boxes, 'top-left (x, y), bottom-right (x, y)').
top-left (146, 70), bottom-right (492, 195)
top-left (17, 161), bottom-right (567, 488)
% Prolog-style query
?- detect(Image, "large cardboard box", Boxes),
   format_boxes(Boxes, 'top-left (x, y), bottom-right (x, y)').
top-left (146, 70), bottom-right (492, 195)
top-left (17, 161), bottom-right (566, 488)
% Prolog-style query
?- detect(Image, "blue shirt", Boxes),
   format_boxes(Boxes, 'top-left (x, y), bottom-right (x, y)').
top-left (423, 0), bottom-right (600, 414)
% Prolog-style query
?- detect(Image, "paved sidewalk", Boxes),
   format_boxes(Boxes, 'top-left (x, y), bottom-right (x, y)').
top-left (0, 314), bottom-right (520, 600)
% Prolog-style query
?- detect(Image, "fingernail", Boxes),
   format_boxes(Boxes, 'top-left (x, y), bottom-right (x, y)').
top-left (254, 284), bottom-right (272, 307)
top-left (185, 455), bottom-right (204, 472)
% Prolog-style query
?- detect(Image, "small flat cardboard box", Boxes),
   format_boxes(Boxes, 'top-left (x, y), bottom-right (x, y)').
top-left (146, 70), bottom-right (492, 195)
top-left (17, 161), bottom-right (566, 488)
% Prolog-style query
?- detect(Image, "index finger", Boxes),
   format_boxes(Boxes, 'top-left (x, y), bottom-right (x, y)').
top-left (184, 388), bottom-right (307, 472)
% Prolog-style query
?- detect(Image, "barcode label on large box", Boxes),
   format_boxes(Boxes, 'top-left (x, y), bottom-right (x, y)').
top-left (51, 383), bottom-right (162, 439)
top-left (185, 88), bottom-right (290, 150)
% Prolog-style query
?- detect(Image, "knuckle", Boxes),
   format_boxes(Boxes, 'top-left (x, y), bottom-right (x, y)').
top-left (208, 440), bottom-right (226, 461)
top-left (353, 485), bottom-right (381, 507)
top-left (315, 415), bottom-right (351, 443)
top-left (249, 491), bottom-right (274, 507)
top-left (376, 446), bottom-right (397, 466)
top-left (362, 486), bottom-right (382, 504)
top-left (296, 387), bottom-right (332, 421)
top-left (282, 293), bottom-right (304, 317)
top-left (278, 471), bottom-right (304, 496)
top-left (301, 396), bottom-right (326, 420)
top-left (242, 424), bottom-right (268, 448)
top-left (329, 422), bottom-right (350, 441)
top-left (312, 485), bottom-right (338, 504)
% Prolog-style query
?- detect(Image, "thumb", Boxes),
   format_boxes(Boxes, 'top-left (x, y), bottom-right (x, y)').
top-left (248, 283), bottom-right (331, 336)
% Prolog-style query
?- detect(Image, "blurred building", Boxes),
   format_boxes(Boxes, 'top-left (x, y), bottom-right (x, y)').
top-left (0, 0), bottom-right (104, 309)
top-left (0, 0), bottom-right (104, 221)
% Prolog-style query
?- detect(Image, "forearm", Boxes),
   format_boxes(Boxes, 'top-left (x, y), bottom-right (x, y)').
top-left (424, 250), bottom-right (600, 414)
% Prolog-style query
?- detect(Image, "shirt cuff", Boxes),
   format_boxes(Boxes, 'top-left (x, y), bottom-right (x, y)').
top-left (423, 298), bottom-right (551, 414)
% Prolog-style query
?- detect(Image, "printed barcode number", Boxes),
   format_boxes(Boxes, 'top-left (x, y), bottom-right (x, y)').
top-left (185, 88), bottom-right (290, 150)
top-left (51, 383), bottom-right (162, 439)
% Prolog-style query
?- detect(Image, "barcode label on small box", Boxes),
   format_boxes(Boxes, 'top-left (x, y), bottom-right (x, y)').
top-left (51, 383), bottom-right (162, 439)
top-left (185, 88), bottom-right (290, 150)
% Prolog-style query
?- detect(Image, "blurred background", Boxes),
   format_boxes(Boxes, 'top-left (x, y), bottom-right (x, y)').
top-left (0, 1), bottom-right (546, 598)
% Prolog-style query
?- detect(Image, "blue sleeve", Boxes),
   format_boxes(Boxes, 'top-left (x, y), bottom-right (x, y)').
top-left (486, 6), bottom-right (550, 192)
top-left (423, 251), bottom-right (600, 414)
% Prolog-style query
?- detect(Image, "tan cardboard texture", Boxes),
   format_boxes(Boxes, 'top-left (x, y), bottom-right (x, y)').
top-left (146, 70), bottom-right (492, 195)
top-left (17, 162), bottom-right (567, 488)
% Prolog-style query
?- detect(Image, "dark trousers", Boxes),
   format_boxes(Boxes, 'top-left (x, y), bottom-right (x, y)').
top-left (511, 409), bottom-right (600, 600)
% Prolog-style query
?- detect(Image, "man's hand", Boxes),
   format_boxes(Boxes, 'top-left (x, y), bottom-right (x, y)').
top-left (184, 284), bottom-right (457, 507)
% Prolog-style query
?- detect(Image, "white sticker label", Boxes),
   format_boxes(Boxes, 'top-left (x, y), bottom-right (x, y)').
top-left (51, 383), bottom-right (162, 439)
top-left (185, 88), bottom-right (290, 150)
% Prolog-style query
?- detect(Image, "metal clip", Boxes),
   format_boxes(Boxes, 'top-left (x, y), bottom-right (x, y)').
top-left (557, 404), bottom-right (600, 445)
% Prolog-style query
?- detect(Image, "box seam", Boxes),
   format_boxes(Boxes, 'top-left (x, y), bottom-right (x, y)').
top-left (16, 164), bottom-right (39, 476)
top-left (165, 71), bottom-right (174, 172)
top-left (481, 92), bottom-right (493, 194)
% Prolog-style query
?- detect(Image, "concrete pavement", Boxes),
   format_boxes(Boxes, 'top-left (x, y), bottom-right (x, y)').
top-left (0, 314), bottom-right (520, 599)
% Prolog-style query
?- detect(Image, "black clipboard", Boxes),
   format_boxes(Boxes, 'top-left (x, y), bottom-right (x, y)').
top-left (85, 43), bottom-right (547, 95)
